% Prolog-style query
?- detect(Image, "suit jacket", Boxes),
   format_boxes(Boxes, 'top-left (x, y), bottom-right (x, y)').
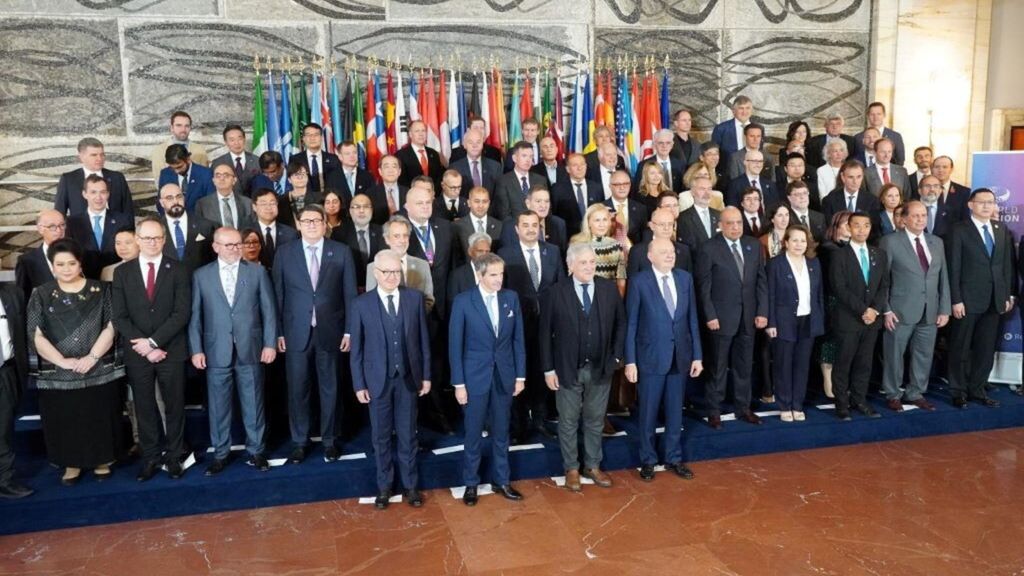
top-left (450, 156), bottom-right (503, 197)
top-left (54, 168), bottom-right (134, 217)
top-left (876, 210), bottom-right (899, 236)
top-left (210, 152), bottom-right (260, 197)
top-left (492, 170), bottom-right (547, 221)
top-left (766, 254), bottom-right (825, 341)
top-left (880, 231), bottom-right (950, 325)
top-left (366, 182), bottom-right (407, 225)
top-left (272, 238), bottom-right (357, 351)
top-left (151, 141), bottom-right (209, 181)
top-left (290, 150), bottom-right (342, 195)
top-left (603, 198), bottom-right (649, 246)
top-left (0, 283), bottom-right (30, 385)
top-left (551, 178), bottom-right (604, 237)
top-left (454, 214), bottom-right (502, 254)
top-left (194, 192), bottom-right (256, 230)
top-left (448, 288), bottom-right (526, 395)
top-left (805, 133), bottom-right (857, 169)
top-left (626, 239), bottom-right (692, 277)
top-left (188, 259), bottom-right (277, 367)
top-left (498, 216), bottom-right (568, 263)
top-left (66, 210), bottom-right (133, 279)
top-left (625, 268), bottom-right (703, 374)
top-left (247, 173), bottom-right (290, 199)
top-left (259, 222), bottom-right (299, 269)
top-left (725, 174), bottom-right (780, 211)
top-left (775, 173), bottom-right (820, 210)
top-left (531, 162), bottom-right (569, 189)
top-left (406, 217), bottom-right (457, 317)
top-left (638, 156), bottom-right (685, 193)
top-left (921, 202), bottom-right (953, 238)
top-left (908, 171), bottom-right (929, 200)
top-left (676, 206), bottom-right (720, 252)
top-left (854, 127), bottom-right (907, 167)
top-left (503, 142), bottom-right (540, 172)
top-left (333, 168), bottom-right (375, 204)
top-left (864, 164), bottom-right (910, 199)
top-left (695, 235), bottom-right (769, 335)
top-left (947, 219), bottom-right (1014, 314)
top-left (539, 277), bottom-right (625, 383)
top-left (434, 195), bottom-right (470, 222)
top-left (710, 119), bottom-right (744, 166)
top-left (821, 190), bottom-right (881, 228)
top-left (829, 243), bottom-right (889, 331)
top-left (447, 263), bottom-right (478, 310)
top-left (584, 151), bottom-right (626, 182)
top-left (111, 257), bottom-right (192, 363)
top-left (450, 143), bottom-right (503, 165)
top-left (395, 145), bottom-right (445, 189)
top-left (670, 134), bottom-right (702, 168)
top-left (349, 287), bottom-right (431, 396)
top-left (162, 214), bottom-right (216, 274)
top-left (938, 182), bottom-right (971, 222)
top-left (497, 239), bottom-right (565, 318)
top-left (787, 208), bottom-right (827, 243)
top-left (725, 149), bottom-right (775, 182)
top-left (14, 247), bottom-right (53, 303)
top-left (158, 163), bottom-right (215, 213)
top-left (364, 255), bottom-right (435, 312)
top-left (330, 221), bottom-right (384, 289)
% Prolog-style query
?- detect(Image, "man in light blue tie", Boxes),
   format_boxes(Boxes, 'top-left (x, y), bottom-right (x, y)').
top-left (65, 174), bottom-right (132, 279)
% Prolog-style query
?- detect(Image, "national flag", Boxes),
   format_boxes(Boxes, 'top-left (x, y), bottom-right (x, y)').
top-left (508, 71), bottom-right (522, 145)
top-left (385, 70), bottom-right (397, 154)
top-left (458, 72), bottom-right (468, 141)
top-left (568, 72), bottom-right (583, 153)
top-left (438, 70), bottom-right (450, 163)
top-left (533, 68), bottom-right (542, 125)
top-left (423, 72), bottom-right (441, 151)
top-left (365, 71), bottom-right (380, 176)
top-left (628, 73), bottom-right (642, 172)
top-left (541, 70), bottom-right (552, 134)
top-left (547, 71), bottom-right (565, 161)
top-left (252, 73), bottom-right (267, 155)
top-left (450, 70), bottom-right (464, 152)
top-left (320, 73), bottom-right (333, 153)
top-left (297, 73), bottom-right (310, 134)
top-left (615, 72), bottom-right (626, 156)
top-left (330, 73), bottom-right (343, 150)
top-left (469, 73), bottom-right (480, 121)
top-left (582, 72), bottom-right (595, 154)
top-left (351, 71), bottom-right (366, 168)
top-left (603, 70), bottom-right (616, 129)
top-left (485, 70), bottom-right (499, 149)
top-left (265, 72), bottom-right (280, 159)
top-left (495, 69), bottom-right (508, 150)
top-left (310, 72), bottom-right (322, 126)
top-left (660, 68), bottom-right (671, 130)
top-left (520, 73), bottom-right (533, 125)
top-left (340, 73), bottom-right (353, 148)
top-left (594, 73), bottom-right (606, 128)
top-left (408, 72), bottom-right (421, 122)
top-left (279, 73), bottom-right (293, 160)
top-left (395, 70), bottom-right (408, 149)
top-left (639, 72), bottom-right (659, 160)
top-left (289, 74), bottom-right (301, 150)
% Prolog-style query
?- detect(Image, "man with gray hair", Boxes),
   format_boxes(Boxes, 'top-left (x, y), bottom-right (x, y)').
top-left (806, 111), bottom-right (857, 169)
top-left (366, 216), bottom-right (435, 313)
top-left (637, 129), bottom-right (684, 193)
top-left (539, 243), bottom-right (625, 492)
top-left (447, 232), bottom-right (492, 311)
top-left (55, 137), bottom-right (134, 217)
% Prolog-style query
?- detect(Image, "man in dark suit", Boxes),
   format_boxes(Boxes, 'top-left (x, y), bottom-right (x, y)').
top-left (334, 141), bottom-right (374, 203)
top-left (273, 204), bottom-right (357, 463)
top-left (331, 193), bottom-right (384, 291)
top-left (628, 208), bottom-right (693, 276)
top-left (724, 124), bottom-right (774, 182)
top-left (449, 253), bottom-right (526, 505)
top-left (211, 124), bottom-right (260, 197)
top-left (350, 250), bottom-right (432, 509)
top-left (395, 120), bottom-right (444, 189)
top-left (676, 176), bottom-right (720, 252)
top-left (777, 153), bottom-right (821, 214)
top-left (946, 189), bottom-right (1014, 409)
top-left (829, 212), bottom-right (889, 419)
top-left (821, 161), bottom-right (881, 230)
top-left (158, 144), bottom-right (215, 214)
top-left (54, 137), bottom-right (134, 217)
top-left (0, 283), bottom-right (32, 498)
top-left (65, 175), bottom-right (133, 279)
top-left (737, 187), bottom-right (765, 238)
top-left (195, 164), bottom-right (256, 230)
top-left (498, 210), bottom-right (565, 441)
top-left (805, 113), bottom-right (858, 170)
top-left (854, 102), bottom-right (907, 167)
top-left (725, 150), bottom-right (778, 211)
top-left (111, 216), bottom-right (192, 481)
top-left (493, 141), bottom-right (547, 221)
top-left (450, 129), bottom-right (502, 197)
top-left (404, 179), bottom-right (457, 316)
top-left (500, 187), bottom-right (568, 263)
top-left (433, 170), bottom-right (470, 222)
top-left (552, 153), bottom-right (603, 237)
top-left (531, 136), bottom-right (568, 188)
top-left (669, 109), bottom-right (702, 168)
top-left (449, 117), bottom-right (503, 164)
top-left (290, 123), bottom-right (341, 196)
top-left (249, 151), bottom-right (289, 197)
top-left (366, 154), bottom-right (407, 225)
top-left (696, 207), bottom-right (768, 428)
top-left (448, 232), bottom-right (492, 310)
top-left (188, 227), bottom-right (277, 475)
top-left (625, 238), bottom-right (703, 481)
top-left (864, 138), bottom-right (910, 199)
top-left (917, 175), bottom-right (955, 238)
top-left (785, 181), bottom-right (826, 243)
top-left (454, 186), bottom-right (502, 254)
top-left (158, 184), bottom-right (216, 275)
top-left (585, 129), bottom-right (626, 186)
top-left (503, 118), bottom-right (541, 171)
top-left (931, 156), bottom-right (971, 221)
top-left (605, 170), bottom-right (649, 246)
top-left (540, 243), bottom-right (625, 491)
top-left (251, 187), bottom-right (299, 269)
top-left (637, 130), bottom-right (685, 193)
top-left (908, 146), bottom-right (933, 200)
top-left (710, 95), bottom-right (753, 168)
top-left (15, 209), bottom-right (64, 302)
top-left (852, 127), bottom-right (879, 169)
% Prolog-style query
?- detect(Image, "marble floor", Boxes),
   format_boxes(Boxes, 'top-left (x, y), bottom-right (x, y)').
top-left (2, 428), bottom-right (1023, 575)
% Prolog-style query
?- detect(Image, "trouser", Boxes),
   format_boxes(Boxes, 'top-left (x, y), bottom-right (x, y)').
top-left (638, 367), bottom-right (686, 466)
top-left (206, 361), bottom-right (266, 460)
top-left (882, 315), bottom-right (938, 401)
top-left (285, 334), bottom-right (339, 449)
top-left (948, 308), bottom-right (1000, 400)
top-left (706, 331), bottom-right (754, 416)
top-left (556, 365), bottom-right (610, 471)
top-left (0, 363), bottom-right (19, 484)
top-left (833, 329), bottom-right (879, 410)
top-left (462, 371), bottom-right (512, 487)
top-left (126, 360), bottom-right (186, 463)
top-left (771, 323), bottom-right (814, 411)
top-left (369, 374), bottom-right (419, 492)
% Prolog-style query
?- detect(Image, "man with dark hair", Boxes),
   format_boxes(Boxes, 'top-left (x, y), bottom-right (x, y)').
top-left (0, 281), bottom-right (32, 498)
top-left (725, 123), bottom-right (773, 181)
top-left (65, 175), bottom-right (133, 279)
top-left (251, 187), bottom-right (299, 269)
top-left (433, 170), bottom-right (469, 221)
top-left (908, 146), bottom-right (933, 199)
top-left (454, 186), bottom-right (502, 254)
top-left (785, 180), bottom-right (826, 243)
top-left (15, 210), bottom-right (64, 301)
top-left (290, 123), bottom-right (340, 195)
top-left (552, 153), bottom-right (603, 237)
top-left (710, 95), bottom-right (753, 168)
top-left (333, 141), bottom-right (373, 203)
top-left (158, 183), bottom-right (216, 275)
top-left (366, 154), bottom-right (408, 225)
top-left (55, 137), bottom-right (134, 217)
top-left (150, 111), bottom-right (209, 180)
top-left (776, 152), bottom-right (820, 212)
top-left (503, 118), bottom-right (542, 171)
top-left (211, 124), bottom-right (260, 196)
top-left (821, 160), bottom-right (881, 228)
top-left (530, 136), bottom-right (567, 187)
top-left (670, 109), bottom-right (701, 167)
top-left (249, 151), bottom-right (288, 197)
top-left (158, 144), bottom-right (215, 213)
top-left (864, 138), bottom-right (910, 199)
top-left (854, 102), bottom-right (906, 167)
top-left (493, 141), bottom-right (546, 221)
top-left (930, 156), bottom-right (971, 221)
top-left (331, 193), bottom-right (384, 291)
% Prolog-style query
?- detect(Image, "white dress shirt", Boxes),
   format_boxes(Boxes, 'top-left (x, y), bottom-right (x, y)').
top-left (377, 286), bottom-right (399, 313)
top-left (733, 119), bottom-right (745, 151)
top-left (656, 270), bottom-right (677, 306)
top-left (520, 241), bottom-right (542, 284)
top-left (218, 259), bottom-right (239, 305)
top-left (905, 229), bottom-right (931, 263)
top-left (0, 297), bottom-right (13, 363)
top-left (789, 255), bottom-right (811, 316)
top-left (138, 253), bottom-right (163, 285)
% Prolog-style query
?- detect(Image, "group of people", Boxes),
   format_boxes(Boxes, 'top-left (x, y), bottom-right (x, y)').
top-left (0, 98), bottom-right (1018, 511)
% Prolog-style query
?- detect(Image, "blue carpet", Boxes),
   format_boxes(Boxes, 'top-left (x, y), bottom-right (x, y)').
top-left (2, 382), bottom-right (1022, 536)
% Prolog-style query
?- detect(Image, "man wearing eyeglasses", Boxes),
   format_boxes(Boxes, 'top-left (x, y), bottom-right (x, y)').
top-left (627, 208), bottom-right (692, 277)
top-left (188, 227), bottom-right (277, 476)
top-left (195, 164), bottom-right (256, 231)
top-left (272, 204), bottom-right (357, 464)
top-left (725, 149), bottom-right (778, 214)
top-left (15, 209), bottom-right (65, 302)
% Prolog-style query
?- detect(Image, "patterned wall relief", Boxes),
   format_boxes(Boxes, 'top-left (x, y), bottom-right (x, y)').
top-left (226, 0), bottom-right (384, 20)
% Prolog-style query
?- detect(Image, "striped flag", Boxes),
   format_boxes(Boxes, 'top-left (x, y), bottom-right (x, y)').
top-left (310, 72), bottom-right (322, 126)
top-left (252, 73), bottom-right (267, 155)
top-left (279, 73), bottom-right (293, 160)
top-left (320, 73), bottom-right (333, 153)
top-left (408, 72), bottom-right (421, 122)
top-left (365, 71), bottom-right (381, 175)
top-left (265, 72), bottom-right (280, 159)
top-left (450, 70), bottom-right (464, 153)
top-left (533, 68), bottom-right (542, 125)
top-left (520, 73), bottom-right (533, 124)
top-left (568, 72), bottom-right (583, 153)
top-left (351, 71), bottom-right (366, 168)
top-left (438, 70), bottom-right (451, 163)
top-left (385, 71), bottom-right (396, 154)
top-left (546, 71), bottom-right (565, 161)
top-left (424, 72), bottom-right (441, 151)
top-left (582, 72), bottom-right (595, 154)
top-left (495, 69), bottom-right (508, 150)
top-left (628, 73), bottom-right (641, 172)
top-left (508, 71), bottom-right (522, 144)
top-left (660, 68), bottom-right (670, 129)
top-left (395, 70), bottom-right (408, 149)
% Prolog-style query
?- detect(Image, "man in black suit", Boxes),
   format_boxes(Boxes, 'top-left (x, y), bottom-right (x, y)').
top-left (503, 118), bottom-right (542, 171)
top-left (290, 123), bottom-right (340, 196)
top-left (917, 175), bottom-right (954, 238)
top-left (450, 129), bottom-right (502, 198)
top-left (404, 179), bottom-right (457, 317)
top-left (829, 212), bottom-right (889, 420)
top-left (552, 153), bottom-right (603, 238)
top-left (805, 112), bottom-right (858, 170)
top-left (54, 137), bottom-right (134, 217)
top-left (211, 124), bottom-right (260, 197)
top-left (738, 187), bottom-right (765, 238)
top-left (501, 187), bottom-right (569, 259)
top-left (821, 161), bottom-right (881, 231)
top-left (158, 183), bottom-right (216, 275)
top-left (447, 232), bottom-right (491, 311)
top-left (539, 243), bottom-right (625, 491)
top-left (335, 141), bottom-right (374, 204)
top-left (605, 170), bottom-right (649, 246)
top-left (111, 216), bottom-right (192, 481)
top-left (331, 193), bottom-right (384, 291)
top-left (493, 141), bottom-right (547, 221)
top-left (637, 129), bottom-right (685, 193)
top-left (785, 181), bottom-right (826, 243)
top-left (0, 283), bottom-right (32, 498)
top-left (66, 175), bottom-right (133, 279)
top-left (627, 207), bottom-right (692, 277)
top-left (396, 120), bottom-right (444, 189)
top-left (947, 189), bottom-right (1014, 408)
top-left (696, 207), bottom-right (768, 428)
top-left (725, 150), bottom-right (778, 211)
top-left (669, 109), bottom-right (701, 168)
top-left (776, 153), bottom-right (820, 213)
top-left (676, 176), bottom-right (720, 252)
top-left (454, 186), bottom-right (502, 254)
top-left (724, 123), bottom-right (774, 182)
top-left (931, 156), bottom-right (971, 222)
top-left (854, 102), bottom-right (907, 167)
top-left (449, 117), bottom-right (503, 165)
top-left (251, 187), bottom-right (299, 269)
top-left (531, 136), bottom-right (568, 188)
top-left (15, 209), bottom-right (64, 302)
top-left (585, 127), bottom-right (625, 185)
top-left (908, 146), bottom-right (933, 200)
top-left (366, 154), bottom-right (406, 225)
top-left (433, 170), bottom-right (470, 222)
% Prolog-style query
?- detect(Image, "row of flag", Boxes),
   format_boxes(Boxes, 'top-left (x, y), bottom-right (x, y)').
top-left (252, 67), bottom-right (671, 179)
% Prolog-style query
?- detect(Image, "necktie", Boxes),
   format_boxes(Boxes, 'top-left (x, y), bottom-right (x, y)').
top-left (486, 294), bottom-right (498, 335)
top-left (180, 172), bottom-right (189, 198)
top-left (575, 183), bottom-right (587, 217)
top-left (661, 161), bottom-right (672, 188)
top-left (867, 156), bottom-right (874, 168)
top-left (346, 171), bottom-right (355, 195)
top-left (520, 175), bottom-right (529, 195)
top-left (527, 248), bottom-right (540, 290)
top-left (418, 148), bottom-right (428, 175)
top-left (800, 214), bottom-right (807, 226)
top-left (751, 178), bottom-right (759, 191)
top-left (224, 265), bottom-right (236, 306)
top-left (847, 195), bottom-right (856, 212)
top-left (475, 219), bottom-right (485, 235)
top-left (92, 215), bottom-right (103, 248)
top-left (274, 179), bottom-right (282, 194)
top-left (700, 209), bottom-right (711, 238)
top-left (616, 202), bottom-right (628, 229)
top-left (264, 226), bottom-right (275, 254)
top-left (308, 246), bottom-right (319, 326)
top-left (420, 225), bottom-right (434, 263)
top-left (449, 198), bottom-right (458, 218)
top-left (915, 236), bottom-right (929, 273)
top-left (173, 220), bottom-right (185, 259)
top-left (234, 156), bottom-right (243, 179)
top-left (750, 216), bottom-right (759, 236)
top-left (311, 156), bottom-right (321, 190)
top-left (661, 275), bottom-right (675, 316)
top-left (471, 160), bottom-right (482, 187)
top-left (926, 205), bottom-right (934, 234)
top-left (859, 247), bottom-right (870, 282)
top-left (357, 229), bottom-right (368, 258)
top-left (387, 294), bottom-right (397, 319)
top-left (581, 282), bottom-right (592, 315)
top-left (882, 167), bottom-right (890, 184)
top-left (731, 241), bottom-right (744, 279)
top-left (983, 224), bottom-right (994, 257)
top-left (386, 188), bottom-right (398, 214)
top-left (222, 198), bottom-right (234, 228)
top-left (145, 262), bottom-right (156, 302)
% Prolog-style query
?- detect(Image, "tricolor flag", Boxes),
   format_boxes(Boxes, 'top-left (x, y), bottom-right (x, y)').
top-left (520, 73), bottom-right (533, 126)
top-left (279, 74), bottom-right (293, 160)
top-left (395, 70), bottom-right (408, 149)
top-left (289, 74), bottom-right (301, 149)
top-left (449, 70), bottom-right (464, 153)
top-left (532, 68), bottom-right (542, 125)
top-left (546, 71), bottom-right (565, 161)
top-left (568, 72), bottom-right (583, 153)
top-left (365, 71), bottom-right (381, 175)
top-left (581, 72), bottom-right (595, 154)
top-left (495, 69), bottom-right (508, 150)
top-left (438, 70), bottom-right (451, 163)
top-left (297, 73), bottom-right (310, 135)
top-left (385, 71), bottom-right (397, 154)
top-left (660, 68), bottom-right (670, 130)
top-left (351, 71), bottom-right (366, 168)
top-left (252, 73), bottom-right (267, 155)
top-left (408, 72), bottom-right (421, 122)
top-left (310, 72), bottom-right (322, 126)
top-left (423, 72), bottom-right (441, 151)
top-left (457, 72), bottom-right (468, 144)
top-left (485, 71), bottom-right (499, 149)
top-left (628, 73), bottom-right (642, 172)
top-left (594, 73), bottom-right (606, 128)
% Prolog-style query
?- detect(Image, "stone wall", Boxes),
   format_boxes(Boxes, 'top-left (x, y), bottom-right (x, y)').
top-left (0, 0), bottom-right (872, 264)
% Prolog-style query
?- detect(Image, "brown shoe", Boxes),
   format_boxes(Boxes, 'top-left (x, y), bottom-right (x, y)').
top-left (582, 467), bottom-right (613, 488)
top-left (708, 414), bottom-right (723, 430)
top-left (565, 469), bottom-right (582, 492)
top-left (602, 418), bottom-right (618, 436)
top-left (887, 398), bottom-right (904, 412)
top-left (910, 398), bottom-right (936, 411)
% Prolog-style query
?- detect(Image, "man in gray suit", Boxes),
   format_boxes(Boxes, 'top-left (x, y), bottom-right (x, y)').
top-left (879, 201), bottom-right (950, 412)
top-left (195, 163), bottom-right (255, 230)
top-left (454, 186), bottom-right (502, 254)
top-left (210, 125), bottom-right (260, 196)
top-left (864, 138), bottom-right (910, 199)
top-left (492, 142), bottom-right (546, 221)
top-left (189, 227), bottom-right (278, 475)
top-left (366, 216), bottom-right (435, 313)
top-left (725, 123), bottom-right (774, 181)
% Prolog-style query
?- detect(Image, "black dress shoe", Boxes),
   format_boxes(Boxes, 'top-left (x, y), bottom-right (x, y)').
top-left (639, 464), bottom-right (655, 482)
top-left (952, 397), bottom-right (969, 409)
top-left (970, 396), bottom-right (1000, 408)
top-left (835, 409), bottom-right (852, 421)
top-left (204, 458), bottom-right (227, 477)
top-left (166, 460), bottom-right (185, 480)
top-left (463, 486), bottom-right (478, 507)
top-left (707, 414), bottom-right (723, 430)
top-left (738, 411), bottom-right (763, 425)
top-left (532, 424), bottom-right (557, 440)
top-left (247, 453), bottom-right (271, 471)
top-left (495, 484), bottom-right (523, 500)
top-left (288, 446), bottom-right (306, 464)
top-left (375, 491), bottom-right (391, 510)
top-left (406, 490), bottom-right (423, 507)
top-left (667, 462), bottom-right (694, 480)
top-left (324, 446), bottom-right (340, 462)
top-left (853, 403), bottom-right (881, 418)
top-left (137, 461), bottom-right (160, 482)
top-left (0, 481), bottom-right (33, 499)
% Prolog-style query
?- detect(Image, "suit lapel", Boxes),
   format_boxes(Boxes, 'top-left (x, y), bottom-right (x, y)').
top-left (471, 289), bottom-right (496, 339)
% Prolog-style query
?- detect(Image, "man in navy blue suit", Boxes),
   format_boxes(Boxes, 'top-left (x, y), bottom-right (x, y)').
top-left (710, 95), bottom-right (753, 168)
top-left (854, 102), bottom-right (906, 167)
top-left (158, 144), bottom-right (215, 213)
top-left (65, 175), bottom-right (133, 279)
top-left (272, 204), bottom-right (357, 464)
top-left (625, 238), bottom-right (703, 482)
top-left (449, 253), bottom-right (526, 506)
top-left (725, 150), bottom-right (778, 212)
top-left (350, 249), bottom-right (432, 509)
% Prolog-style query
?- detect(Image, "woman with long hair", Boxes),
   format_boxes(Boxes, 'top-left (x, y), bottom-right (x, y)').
top-left (817, 210), bottom-right (853, 398)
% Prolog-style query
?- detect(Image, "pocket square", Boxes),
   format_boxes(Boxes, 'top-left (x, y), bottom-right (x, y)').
top-left (507, 310), bottom-right (514, 318)
top-left (196, 234), bottom-right (206, 241)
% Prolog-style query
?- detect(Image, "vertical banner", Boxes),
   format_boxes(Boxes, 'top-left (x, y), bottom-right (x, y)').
top-left (973, 151), bottom-right (1024, 384)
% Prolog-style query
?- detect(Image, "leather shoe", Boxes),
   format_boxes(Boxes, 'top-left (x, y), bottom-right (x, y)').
top-left (581, 467), bottom-right (613, 488)
top-left (971, 396), bottom-right (1000, 408)
top-left (601, 418), bottom-right (618, 436)
top-left (495, 484), bottom-right (523, 501)
top-left (0, 481), bottom-right (33, 499)
top-left (707, 414), bottom-right (723, 430)
top-left (288, 446), bottom-right (306, 464)
top-left (137, 461), bottom-right (160, 482)
top-left (406, 490), bottom-right (423, 507)
top-left (565, 469), bottom-right (582, 492)
top-left (375, 490), bottom-right (391, 510)
top-left (910, 398), bottom-right (936, 411)
top-left (532, 424), bottom-right (556, 440)
top-left (853, 403), bottom-right (880, 418)
top-left (738, 411), bottom-right (762, 425)
top-left (952, 397), bottom-right (969, 409)
top-left (639, 464), bottom-right (655, 482)
top-left (248, 453), bottom-right (271, 471)
top-left (667, 462), bottom-right (694, 480)
top-left (887, 399), bottom-right (904, 412)
top-left (324, 446), bottom-right (340, 462)
top-left (166, 460), bottom-right (185, 480)
top-left (463, 486), bottom-right (478, 506)
top-left (835, 409), bottom-right (852, 421)
top-left (204, 458), bottom-right (227, 477)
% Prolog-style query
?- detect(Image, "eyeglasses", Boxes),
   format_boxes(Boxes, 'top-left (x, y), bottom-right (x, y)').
top-left (255, 201), bottom-right (278, 208)
top-left (745, 159), bottom-right (764, 164)
top-left (376, 269), bottom-right (402, 276)
top-left (611, 181), bottom-right (631, 187)
top-left (243, 240), bottom-right (261, 246)
top-left (298, 218), bottom-right (324, 226)
top-left (138, 235), bottom-right (164, 242)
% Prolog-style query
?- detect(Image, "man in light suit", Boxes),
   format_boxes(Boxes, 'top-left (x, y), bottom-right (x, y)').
top-left (273, 204), bottom-right (358, 463)
top-left (454, 186), bottom-right (502, 254)
top-left (724, 124), bottom-right (774, 182)
top-left (450, 129), bottom-right (502, 197)
top-left (210, 124), bottom-right (260, 197)
top-left (195, 164), bottom-right (256, 230)
top-left (710, 95), bottom-right (753, 168)
top-left (449, 253), bottom-right (526, 506)
top-left (365, 216), bottom-right (435, 312)
top-left (65, 175), bottom-right (133, 279)
top-left (625, 238), bottom-right (703, 481)
top-left (16, 210), bottom-right (63, 302)
top-left (189, 227), bottom-right (277, 475)
top-left (864, 138), bottom-right (910, 199)
top-left (854, 102), bottom-right (906, 167)
top-left (149, 111), bottom-right (210, 182)
top-left (880, 201), bottom-right (949, 412)
top-left (55, 137), bottom-right (134, 217)
top-left (492, 141), bottom-right (546, 221)
top-left (158, 144), bottom-right (215, 213)
top-left (350, 250), bottom-right (432, 509)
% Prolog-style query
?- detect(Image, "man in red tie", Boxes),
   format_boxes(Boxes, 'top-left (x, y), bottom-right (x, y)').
top-left (396, 120), bottom-right (443, 190)
top-left (865, 138), bottom-right (910, 199)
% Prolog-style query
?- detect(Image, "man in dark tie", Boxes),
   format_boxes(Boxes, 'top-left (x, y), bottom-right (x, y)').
top-left (908, 146), bottom-right (933, 200)
top-left (917, 175), bottom-right (953, 238)
top-left (111, 216), bottom-right (192, 481)
top-left (637, 129), bottom-right (685, 193)
top-left (785, 181), bottom-right (826, 243)
top-left (821, 161), bottom-right (881, 230)
top-left (195, 163), bottom-right (256, 230)
top-left (739, 188), bottom-right (763, 238)
top-left (931, 156), bottom-right (971, 221)
top-left (290, 123), bottom-right (341, 196)
top-left (725, 149), bottom-right (778, 211)
top-left (540, 244), bottom-right (625, 491)
top-left (530, 136), bottom-right (567, 188)
top-left (584, 127), bottom-right (626, 182)
top-left (65, 175), bottom-right (133, 279)
top-left (604, 170), bottom-right (649, 246)
top-left (210, 124), bottom-right (260, 197)
top-left (625, 238), bottom-right (703, 481)
top-left (54, 137), bottom-right (134, 217)
top-left (188, 227), bottom-right (277, 475)
top-left (367, 154), bottom-right (407, 225)
top-left (854, 102), bottom-right (907, 167)
top-left (0, 283), bottom-right (32, 498)
top-left (16, 210), bottom-right (64, 302)
top-left (454, 186), bottom-right (502, 254)
top-left (331, 193), bottom-right (384, 291)
top-left (725, 123), bottom-right (773, 181)
top-left (628, 207), bottom-right (693, 276)
top-left (676, 176), bottom-right (720, 253)
top-left (449, 253), bottom-right (526, 505)
top-left (249, 151), bottom-right (289, 198)
top-left (776, 152), bottom-right (820, 212)
top-left (433, 170), bottom-right (469, 222)
top-left (251, 187), bottom-right (299, 269)
top-left (450, 128), bottom-right (501, 197)
top-left (334, 141), bottom-right (373, 203)
top-left (552, 152), bottom-right (603, 237)
top-left (493, 141), bottom-right (545, 221)
top-left (350, 250), bottom-right (432, 509)
top-left (503, 117), bottom-right (541, 171)
top-left (158, 144), bottom-right (215, 214)
top-left (158, 183), bottom-right (216, 275)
